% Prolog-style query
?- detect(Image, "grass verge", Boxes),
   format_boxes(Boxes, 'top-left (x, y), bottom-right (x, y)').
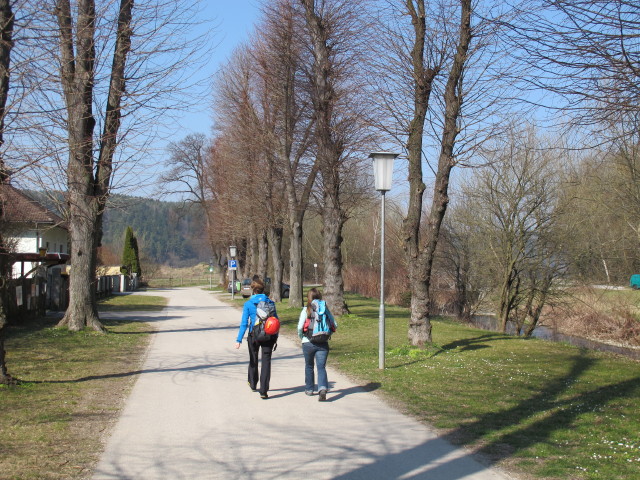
top-left (271, 291), bottom-right (640, 480)
top-left (1, 294), bottom-right (161, 480)
top-left (97, 293), bottom-right (167, 311)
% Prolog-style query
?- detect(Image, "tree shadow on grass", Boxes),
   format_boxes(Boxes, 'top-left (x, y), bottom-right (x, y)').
top-left (442, 351), bottom-right (640, 464)
top-left (435, 334), bottom-right (516, 356)
top-left (331, 351), bottom-right (640, 479)
top-left (34, 352), bottom-right (306, 384)
top-left (108, 324), bottom-right (238, 335)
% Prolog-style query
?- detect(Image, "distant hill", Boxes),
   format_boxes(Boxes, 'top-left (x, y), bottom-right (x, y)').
top-left (24, 190), bottom-right (209, 266)
top-left (102, 196), bottom-right (209, 266)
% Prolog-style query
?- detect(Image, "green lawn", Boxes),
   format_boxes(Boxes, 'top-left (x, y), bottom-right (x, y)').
top-left (0, 295), bottom-right (157, 479)
top-left (273, 292), bottom-right (640, 480)
top-left (97, 293), bottom-right (168, 311)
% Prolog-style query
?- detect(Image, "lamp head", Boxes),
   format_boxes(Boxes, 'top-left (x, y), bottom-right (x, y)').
top-left (370, 152), bottom-right (399, 192)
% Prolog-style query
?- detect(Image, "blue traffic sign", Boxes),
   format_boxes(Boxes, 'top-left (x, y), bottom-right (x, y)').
top-left (228, 259), bottom-right (237, 270)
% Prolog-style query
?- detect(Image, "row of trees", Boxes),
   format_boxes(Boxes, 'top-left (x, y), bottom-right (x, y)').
top-left (0, 0), bottom-right (208, 344)
top-left (1, 0), bottom-right (637, 383)
top-left (165, 0), bottom-right (640, 347)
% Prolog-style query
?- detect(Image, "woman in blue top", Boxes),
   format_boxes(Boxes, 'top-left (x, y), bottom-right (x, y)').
top-left (234, 279), bottom-right (277, 399)
top-left (297, 288), bottom-right (337, 402)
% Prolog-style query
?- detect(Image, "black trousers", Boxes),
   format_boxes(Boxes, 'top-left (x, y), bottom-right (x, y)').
top-left (247, 334), bottom-right (276, 395)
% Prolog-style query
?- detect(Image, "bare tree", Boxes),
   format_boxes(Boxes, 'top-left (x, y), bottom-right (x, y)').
top-left (47, 0), bottom-right (209, 331)
top-left (461, 127), bottom-right (563, 335)
top-left (51, 0), bottom-right (134, 331)
top-left (211, 44), bottom-right (274, 284)
top-left (558, 139), bottom-right (640, 283)
top-left (298, 0), bottom-right (372, 314)
top-left (259, 0), bottom-right (315, 307)
top-left (372, 0), bottom-right (473, 345)
top-left (511, 0), bottom-right (640, 141)
top-left (159, 133), bottom-right (222, 263)
top-left (0, 0), bottom-right (14, 384)
top-left (370, 0), bottom-right (520, 345)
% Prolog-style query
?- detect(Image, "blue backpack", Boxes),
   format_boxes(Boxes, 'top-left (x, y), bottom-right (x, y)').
top-left (304, 300), bottom-right (334, 343)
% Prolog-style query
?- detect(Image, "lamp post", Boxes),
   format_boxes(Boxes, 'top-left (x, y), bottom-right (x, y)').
top-left (370, 152), bottom-right (398, 369)
top-left (229, 245), bottom-right (237, 300)
top-left (314, 263), bottom-right (318, 285)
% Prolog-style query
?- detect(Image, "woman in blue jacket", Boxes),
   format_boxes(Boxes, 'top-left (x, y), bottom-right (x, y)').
top-left (297, 288), bottom-right (337, 402)
top-left (234, 279), bottom-right (277, 399)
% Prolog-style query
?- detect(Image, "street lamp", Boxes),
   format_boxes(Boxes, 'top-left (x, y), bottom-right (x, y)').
top-left (370, 151), bottom-right (398, 369)
top-left (229, 245), bottom-right (237, 300)
top-left (314, 263), bottom-right (318, 285)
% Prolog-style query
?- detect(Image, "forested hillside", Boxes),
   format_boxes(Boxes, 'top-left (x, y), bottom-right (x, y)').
top-left (25, 191), bottom-right (209, 266)
top-left (101, 196), bottom-right (209, 266)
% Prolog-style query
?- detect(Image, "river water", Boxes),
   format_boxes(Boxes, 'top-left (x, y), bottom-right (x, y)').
top-left (470, 314), bottom-right (640, 360)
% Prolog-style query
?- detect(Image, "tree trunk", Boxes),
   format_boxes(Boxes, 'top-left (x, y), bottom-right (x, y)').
top-left (0, 0), bottom-right (14, 384)
top-left (408, 258), bottom-right (432, 345)
top-left (216, 247), bottom-right (227, 286)
top-left (498, 267), bottom-right (519, 333)
top-left (268, 226), bottom-right (284, 302)
top-left (247, 225), bottom-right (257, 277)
top-left (0, 240), bottom-right (14, 384)
top-left (322, 194), bottom-right (349, 314)
top-left (258, 230), bottom-right (268, 281)
top-left (0, 324), bottom-right (13, 384)
top-left (524, 274), bottom-right (552, 337)
top-left (289, 220), bottom-right (304, 307)
top-left (59, 198), bottom-right (104, 331)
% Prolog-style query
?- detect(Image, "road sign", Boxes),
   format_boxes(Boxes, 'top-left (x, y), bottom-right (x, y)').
top-left (228, 259), bottom-right (237, 270)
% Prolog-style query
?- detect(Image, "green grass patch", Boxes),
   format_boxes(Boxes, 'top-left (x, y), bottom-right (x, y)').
top-left (272, 291), bottom-right (640, 480)
top-left (1, 313), bottom-right (153, 479)
top-left (97, 293), bottom-right (167, 311)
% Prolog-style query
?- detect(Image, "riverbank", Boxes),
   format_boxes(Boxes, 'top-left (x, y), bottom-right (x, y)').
top-left (470, 314), bottom-right (640, 360)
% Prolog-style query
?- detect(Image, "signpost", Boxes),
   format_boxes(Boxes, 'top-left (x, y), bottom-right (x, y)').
top-left (229, 246), bottom-right (237, 300)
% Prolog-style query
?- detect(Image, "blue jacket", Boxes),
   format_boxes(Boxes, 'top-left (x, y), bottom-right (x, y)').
top-left (236, 294), bottom-right (275, 343)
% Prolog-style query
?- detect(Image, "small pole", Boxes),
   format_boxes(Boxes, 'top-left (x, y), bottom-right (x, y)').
top-left (231, 268), bottom-right (235, 300)
top-left (379, 190), bottom-right (386, 370)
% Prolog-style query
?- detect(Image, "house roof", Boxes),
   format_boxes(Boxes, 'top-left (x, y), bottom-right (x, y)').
top-left (0, 182), bottom-right (66, 227)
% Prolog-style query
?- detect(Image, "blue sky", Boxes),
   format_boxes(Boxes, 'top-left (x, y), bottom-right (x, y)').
top-left (174, 1), bottom-right (262, 137)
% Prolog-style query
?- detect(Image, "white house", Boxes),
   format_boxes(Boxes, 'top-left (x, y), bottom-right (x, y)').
top-left (0, 180), bottom-right (70, 278)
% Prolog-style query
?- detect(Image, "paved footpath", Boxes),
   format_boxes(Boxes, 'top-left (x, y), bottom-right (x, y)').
top-left (92, 287), bottom-right (515, 480)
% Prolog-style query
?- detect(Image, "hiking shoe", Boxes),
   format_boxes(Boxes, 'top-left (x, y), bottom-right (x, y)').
top-left (305, 390), bottom-right (313, 396)
top-left (318, 389), bottom-right (327, 402)
top-left (260, 393), bottom-right (269, 399)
